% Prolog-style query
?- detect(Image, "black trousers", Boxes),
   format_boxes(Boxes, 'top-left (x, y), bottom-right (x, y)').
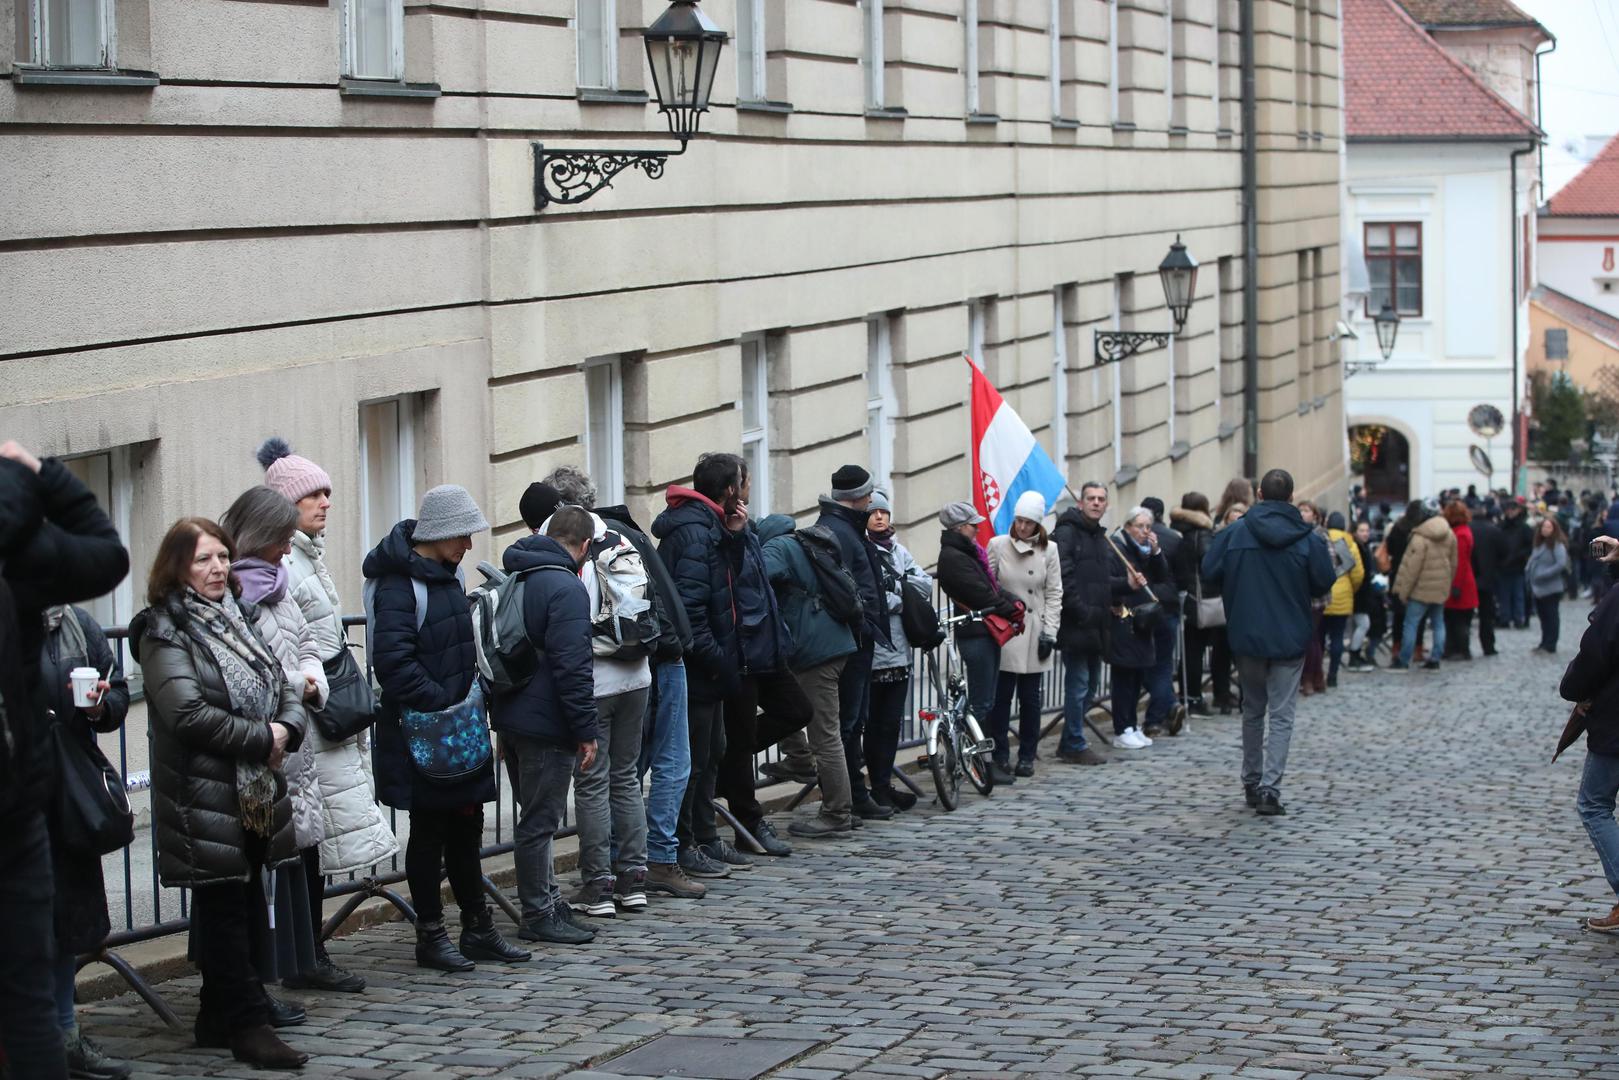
top-left (864, 675), bottom-right (911, 789)
top-left (1477, 588), bottom-right (1497, 655)
top-left (0, 810), bottom-right (68, 1078)
top-left (1443, 608), bottom-right (1475, 659)
top-left (404, 807), bottom-right (486, 925)
top-left (189, 838), bottom-right (272, 1035)
top-left (678, 696), bottom-right (726, 849)
top-left (716, 671), bottom-right (812, 829)
top-left (838, 639), bottom-right (876, 799)
top-left (990, 671), bottom-right (1043, 765)
top-left (1183, 622), bottom-right (1231, 703)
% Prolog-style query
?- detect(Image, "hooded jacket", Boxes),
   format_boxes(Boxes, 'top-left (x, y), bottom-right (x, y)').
top-left (1201, 500), bottom-right (1335, 660)
top-left (489, 533), bottom-right (598, 748)
top-left (286, 529), bottom-right (345, 662)
top-left (598, 503), bottom-right (692, 663)
top-left (652, 486), bottom-right (742, 702)
top-left (1469, 516), bottom-right (1506, 591)
top-left (813, 496), bottom-right (892, 648)
top-left (758, 514), bottom-right (858, 672)
top-left (1500, 509), bottom-right (1534, 574)
top-left (363, 519), bottom-right (494, 812)
top-left (1561, 583), bottom-right (1619, 755)
top-left (1392, 515), bottom-right (1458, 607)
top-left (1323, 526), bottom-right (1366, 617)
top-left (1052, 508), bottom-right (1129, 654)
top-left (1169, 508), bottom-right (1220, 620)
top-left (936, 529), bottom-right (1021, 640)
top-left (1445, 523), bottom-right (1478, 611)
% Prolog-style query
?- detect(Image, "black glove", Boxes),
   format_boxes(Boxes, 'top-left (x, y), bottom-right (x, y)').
top-left (1037, 634), bottom-right (1056, 661)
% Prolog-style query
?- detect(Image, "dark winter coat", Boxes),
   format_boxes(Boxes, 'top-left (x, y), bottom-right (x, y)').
top-left (363, 520), bottom-right (495, 812)
top-left (488, 534), bottom-right (598, 750)
top-left (813, 497), bottom-right (892, 648)
top-left (1151, 522), bottom-right (1188, 593)
top-left (935, 529), bottom-right (1021, 640)
top-left (758, 515), bottom-right (858, 672)
top-left (1469, 518), bottom-right (1507, 590)
top-left (1169, 508), bottom-right (1220, 619)
top-left (1561, 583), bottom-right (1619, 756)
top-left (733, 525), bottom-right (790, 676)
top-left (0, 457), bottom-right (129, 828)
top-left (598, 504), bottom-right (692, 663)
top-left (1500, 511), bottom-right (1534, 574)
top-left (1108, 535), bottom-right (1173, 668)
top-left (42, 606), bottom-right (129, 953)
top-left (652, 486), bottom-right (742, 703)
top-left (130, 602), bottom-right (306, 888)
top-left (1052, 508), bottom-right (1129, 654)
top-left (1352, 537), bottom-right (1377, 615)
top-left (1201, 500), bottom-right (1335, 660)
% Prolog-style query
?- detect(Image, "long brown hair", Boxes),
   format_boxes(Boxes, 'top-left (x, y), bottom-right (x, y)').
top-left (1214, 478), bottom-right (1254, 524)
top-left (146, 517), bottom-right (234, 607)
top-left (1534, 515), bottom-right (1567, 549)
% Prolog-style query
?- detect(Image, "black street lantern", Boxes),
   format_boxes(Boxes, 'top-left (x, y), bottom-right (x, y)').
top-left (1094, 237), bottom-right (1201, 365)
top-left (533, 1), bottom-right (728, 210)
top-left (1373, 298), bottom-right (1400, 361)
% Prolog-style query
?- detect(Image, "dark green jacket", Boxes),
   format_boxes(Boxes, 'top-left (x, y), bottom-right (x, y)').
top-left (759, 515), bottom-right (857, 672)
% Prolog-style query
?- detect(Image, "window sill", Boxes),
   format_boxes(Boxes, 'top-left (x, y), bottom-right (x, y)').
top-left (1111, 120), bottom-right (1137, 133)
top-left (1218, 421), bottom-right (1239, 441)
top-left (737, 99), bottom-right (793, 115)
top-left (577, 88), bottom-right (649, 106)
top-left (864, 106), bottom-right (908, 121)
top-left (339, 79), bottom-right (441, 99)
top-left (1216, 127), bottom-right (1235, 139)
top-left (1297, 401), bottom-right (1311, 416)
top-left (1051, 116), bottom-right (1080, 129)
top-left (1169, 125), bottom-right (1190, 137)
top-left (966, 112), bottom-right (1000, 126)
top-left (12, 67), bottom-right (158, 89)
top-left (1169, 440), bottom-right (1191, 461)
top-left (1113, 465), bottom-right (1140, 488)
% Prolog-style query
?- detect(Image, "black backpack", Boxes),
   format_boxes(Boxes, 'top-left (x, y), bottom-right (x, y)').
top-left (898, 571), bottom-right (947, 650)
top-left (792, 526), bottom-right (863, 627)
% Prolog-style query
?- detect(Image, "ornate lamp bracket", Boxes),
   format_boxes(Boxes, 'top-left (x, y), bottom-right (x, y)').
top-left (532, 141), bottom-right (688, 211)
top-left (1093, 330), bottom-right (1172, 366)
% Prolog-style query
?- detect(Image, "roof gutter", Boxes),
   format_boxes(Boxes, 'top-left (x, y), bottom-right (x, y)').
top-left (1346, 134), bottom-right (1542, 144)
top-left (1240, 0), bottom-right (1259, 481)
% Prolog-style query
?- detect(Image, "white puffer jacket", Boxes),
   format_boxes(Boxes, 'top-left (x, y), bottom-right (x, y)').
top-left (284, 531), bottom-right (400, 875)
top-left (249, 590), bottom-right (329, 851)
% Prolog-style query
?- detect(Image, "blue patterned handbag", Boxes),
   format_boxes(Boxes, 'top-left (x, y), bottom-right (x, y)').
top-left (399, 680), bottom-right (491, 783)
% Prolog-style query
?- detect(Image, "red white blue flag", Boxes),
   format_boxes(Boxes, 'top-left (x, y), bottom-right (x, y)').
top-left (968, 356), bottom-right (1067, 544)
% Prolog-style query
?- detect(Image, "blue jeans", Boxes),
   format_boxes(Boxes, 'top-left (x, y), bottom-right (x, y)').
top-left (956, 635), bottom-right (1001, 734)
top-left (1578, 750), bottom-right (1619, 900)
top-left (1399, 599), bottom-right (1446, 665)
top-left (1145, 614), bottom-right (1181, 723)
top-left (1498, 571), bottom-right (1527, 626)
top-left (1059, 649), bottom-right (1101, 754)
top-left (0, 811), bottom-right (67, 1079)
top-left (639, 660), bottom-right (691, 866)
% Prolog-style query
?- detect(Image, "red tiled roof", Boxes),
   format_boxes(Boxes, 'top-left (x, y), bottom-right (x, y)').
top-left (1546, 133), bottom-right (1619, 217)
top-left (1532, 286), bottom-right (1619, 350)
top-left (1398, 0), bottom-right (1545, 31)
top-left (1344, 0), bottom-right (1542, 141)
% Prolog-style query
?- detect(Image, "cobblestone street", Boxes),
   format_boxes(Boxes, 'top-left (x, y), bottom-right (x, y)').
top-left (86, 622), bottom-right (1619, 1079)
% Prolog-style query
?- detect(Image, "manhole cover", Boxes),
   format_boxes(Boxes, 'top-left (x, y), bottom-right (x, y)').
top-left (597, 1034), bottom-right (820, 1079)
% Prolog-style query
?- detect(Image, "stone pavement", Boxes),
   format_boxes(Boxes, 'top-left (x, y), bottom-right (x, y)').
top-left (83, 620), bottom-right (1619, 1079)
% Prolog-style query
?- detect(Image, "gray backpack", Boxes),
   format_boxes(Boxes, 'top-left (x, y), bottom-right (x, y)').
top-left (469, 561), bottom-right (574, 695)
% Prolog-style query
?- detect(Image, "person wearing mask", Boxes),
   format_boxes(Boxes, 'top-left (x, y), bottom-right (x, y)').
top-left (0, 443), bottom-right (130, 1080)
top-left (259, 440), bottom-right (396, 992)
top-left (489, 506), bottom-right (599, 945)
top-left (1561, 534), bottom-right (1619, 934)
top-left (364, 485), bottom-right (528, 974)
top-left (1499, 498), bottom-right (1534, 629)
top-left (1345, 519), bottom-right (1380, 672)
top-left (1391, 505), bottom-right (1457, 672)
top-left (1109, 508), bottom-right (1173, 750)
top-left (1171, 492), bottom-right (1223, 717)
top-left (1321, 511), bottom-right (1365, 688)
top-left (1528, 516), bottom-right (1571, 654)
top-left (987, 492), bottom-right (1063, 779)
top-left (131, 517), bottom-right (308, 1069)
top-left (937, 501), bottom-right (1023, 750)
top-left (219, 488), bottom-right (333, 1010)
top-left (1052, 482), bottom-right (1121, 764)
top-left (814, 465), bottom-right (895, 821)
top-left (1139, 496), bottom-right (1187, 736)
top-left (1201, 469), bottom-right (1334, 816)
top-left (1469, 503), bottom-right (1505, 658)
top-left (1441, 502), bottom-right (1479, 660)
top-left (865, 490), bottom-right (929, 807)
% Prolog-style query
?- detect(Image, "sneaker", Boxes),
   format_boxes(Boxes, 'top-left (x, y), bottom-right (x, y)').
top-left (1326, 674), bottom-right (1338, 688)
top-left (788, 813), bottom-right (843, 838)
top-left (1421, 659), bottom-right (1441, 671)
top-left (1585, 903), bottom-right (1619, 934)
top-left (646, 861), bottom-right (706, 898)
top-left (699, 839), bottom-right (754, 872)
top-left (740, 819), bottom-right (791, 857)
top-left (677, 846), bottom-right (730, 879)
top-left (1388, 660), bottom-right (1410, 672)
top-left (64, 1027), bottom-right (132, 1080)
top-left (1111, 728), bottom-right (1149, 750)
top-left (1014, 759), bottom-right (1035, 778)
top-left (568, 877), bottom-right (618, 917)
top-left (759, 759), bottom-right (818, 785)
top-left (1255, 787), bottom-right (1287, 816)
top-left (519, 908), bottom-right (595, 945)
top-left (1056, 747), bottom-right (1108, 765)
top-left (613, 867), bottom-right (649, 910)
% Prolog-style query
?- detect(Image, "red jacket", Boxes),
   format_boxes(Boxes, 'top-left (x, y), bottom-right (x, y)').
top-left (1446, 524), bottom-right (1478, 610)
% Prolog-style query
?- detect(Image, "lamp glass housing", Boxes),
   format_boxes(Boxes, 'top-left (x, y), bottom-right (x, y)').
top-left (1373, 299), bottom-right (1400, 360)
top-left (644, 2), bottom-right (728, 140)
top-left (1158, 236), bottom-right (1199, 332)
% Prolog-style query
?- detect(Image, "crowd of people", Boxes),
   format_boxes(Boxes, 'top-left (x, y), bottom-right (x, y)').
top-left (4, 431), bottom-right (1619, 1077)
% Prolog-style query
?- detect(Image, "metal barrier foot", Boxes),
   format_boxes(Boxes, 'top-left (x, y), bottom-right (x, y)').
top-left (714, 803), bottom-right (763, 854)
top-left (783, 779), bottom-right (819, 811)
top-left (481, 876), bottom-right (522, 925)
top-left (93, 949), bottom-right (183, 1030)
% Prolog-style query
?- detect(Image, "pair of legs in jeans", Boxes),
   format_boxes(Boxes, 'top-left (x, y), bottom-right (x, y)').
top-left (1498, 571), bottom-right (1528, 627)
top-left (1578, 750), bottom-right (1619, 912)
top-left (955, 635), bottom-right (1000, 735)
top-left (1144, 615), bottom-right (1181, 726)
top-left (1322, 613), bottom-right (1348, 680)
top-left (990, 671), bottom-right (1042, 766)
top-left (640, 660), bottom-right (691, 868)
top-left (505, 734), bottom-right (576, 922)
top-left (677, 693), bottom-right (726, 856)
top-left (1536, 593), bottom-right (1562, 650)
top-left (838, 640), bottom-right (876, 801)
top-left (1059, 648), bottom-right (1101, 754)
top-left (574, 687), bottom-right (651, 887)
top-left (1398, 599), bottom-right (1447, 665)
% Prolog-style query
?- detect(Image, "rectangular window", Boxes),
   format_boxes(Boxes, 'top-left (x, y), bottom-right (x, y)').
top-left (865, 0), bottom-right (885, 109)
top-left (1049, 0), bottom-right (1062, 118)
top-left (968, 298), bottom-right (988, 379)
top-left (16, 0), bottom-right (113, 68)
top-left (359, 395), bottom-right (422, 557)
top-left (61, 448), bottom-right (135, 629)
top-left (737, 0), bottom-right (766, 102)
top-left (1546, 328), bottom-right (1569, 360)
top-left (1218, 256), bottom-right (1238, 427)
top-left (584, 357), bottom-right (625, 507)
top-left (577, 0), bottom-right (618, 91)
top-left (1164, 1), bottom-right (1175, 129)
top-left (964, 0), bottom-right (980, 115)
top-left (1108, 0), bottom-right (1120, 123)
top-left (1052, 289), bottom-right (1072, 471)
top-left (344, 0), bottom-right (403, 81)
top-left (740, 336), bottom-right (771, 516)
top-left (1294, 0), bottom-right (1310, 136)
top-left (867, 316), bottom-right (897, 494)
top-left (1112, 275), bottom-right (1127, 474)
top-left (1365, 222), bottom-right (1422, 317)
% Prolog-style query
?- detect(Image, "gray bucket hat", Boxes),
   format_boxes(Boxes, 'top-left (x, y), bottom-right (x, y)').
top-left (412, 484), bottom-right (490, 542)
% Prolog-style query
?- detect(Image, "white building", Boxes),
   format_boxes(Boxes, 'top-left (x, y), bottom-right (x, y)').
top-left (1538, 132), bottom-right (1619, 321)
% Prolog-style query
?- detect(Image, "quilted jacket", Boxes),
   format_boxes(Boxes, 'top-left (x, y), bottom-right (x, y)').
top-left (243, 583), bottom-right (328, 851)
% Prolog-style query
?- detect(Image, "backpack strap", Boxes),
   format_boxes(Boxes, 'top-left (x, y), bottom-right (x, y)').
top-left (412, 579), bottom-right (429, 632)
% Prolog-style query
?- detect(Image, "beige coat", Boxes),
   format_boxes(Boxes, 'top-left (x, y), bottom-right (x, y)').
top-left (1393, 514), bottom-right (1458, 606)
top-left (988, 533), bottom-right (1063, 674)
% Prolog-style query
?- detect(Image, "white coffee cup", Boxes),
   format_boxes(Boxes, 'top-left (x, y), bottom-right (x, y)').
top-left (70, 667), bottom-right (101, 708)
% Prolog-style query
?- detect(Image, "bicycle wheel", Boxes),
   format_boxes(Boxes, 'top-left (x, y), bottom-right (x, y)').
top-left (929, 720), bottom-right (960, 811)
top-left (960, 713), bottom-right (994, 796)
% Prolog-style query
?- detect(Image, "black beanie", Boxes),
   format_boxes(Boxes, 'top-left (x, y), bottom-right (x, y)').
top-left (519, 482), bottom-right (562, 530)
top-left (1141, 496), bottom-right (1165, 521)
top-left (830, 464), bottom-right (874, 500)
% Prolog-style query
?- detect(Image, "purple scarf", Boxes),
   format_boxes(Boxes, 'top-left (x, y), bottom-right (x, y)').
top-left (973, 539), bottom-right (998, 590)
top-left (867, 527), bottom-right (895, 550)
top-left (232, 556), bottom-right (288, 607)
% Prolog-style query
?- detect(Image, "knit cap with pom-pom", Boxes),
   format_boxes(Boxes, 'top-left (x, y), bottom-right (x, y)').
top-left (256, 437), bottom-right (332, 504)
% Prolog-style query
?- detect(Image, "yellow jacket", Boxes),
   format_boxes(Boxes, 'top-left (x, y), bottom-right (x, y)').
top-left (1324, 527), bottom-right (1365, 615)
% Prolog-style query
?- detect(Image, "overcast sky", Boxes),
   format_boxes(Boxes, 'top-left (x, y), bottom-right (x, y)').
top-left (1511, 0), bottom-right (1619, 199)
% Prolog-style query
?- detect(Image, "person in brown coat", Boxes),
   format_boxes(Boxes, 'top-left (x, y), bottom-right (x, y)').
top-left (1391, 509), bottom-right (1457, 671)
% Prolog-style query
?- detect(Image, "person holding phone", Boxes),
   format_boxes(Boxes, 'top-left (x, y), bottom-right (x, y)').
top-left (1560, 532), bottom-right (1619, 934)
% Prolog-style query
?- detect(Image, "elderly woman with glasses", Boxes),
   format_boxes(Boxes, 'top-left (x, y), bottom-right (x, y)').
top-left (1108, 507), bottom-right (1175, 751)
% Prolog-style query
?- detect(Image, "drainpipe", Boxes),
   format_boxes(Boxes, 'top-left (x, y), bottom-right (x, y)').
top-left (1240, 0), bottom-right (1259, 481)
top-left (1534, 36), bottom-right (1556, 195)
top-left (1510, 140), bottom-right (1538, 494)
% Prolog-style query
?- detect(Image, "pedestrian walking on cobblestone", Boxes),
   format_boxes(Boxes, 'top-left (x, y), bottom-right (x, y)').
top-left (1202, 469), bottom-right (1334, 816)
top-left (1559, 534), bottom-right (1619, 933)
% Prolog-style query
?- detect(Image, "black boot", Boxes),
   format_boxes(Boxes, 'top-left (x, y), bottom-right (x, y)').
top-left (229, 1024), bottom-right (308, 1070)
top-left (459, 908), bottom-right (531, 963)
top-left (414, 918), bottom-right (475, 972)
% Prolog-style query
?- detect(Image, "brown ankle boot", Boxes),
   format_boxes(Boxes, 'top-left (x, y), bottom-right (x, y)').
top-left (1586, 903), bottom-right (1619, 934)
top-left (229, 1024), bottom-right (308, 1070)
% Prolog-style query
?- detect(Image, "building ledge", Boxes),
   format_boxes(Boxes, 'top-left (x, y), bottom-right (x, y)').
top-left (1216, 127), bottom-right (1235, 139)
top-left (737, 99), bottom-right (792, 115)
top-left (12, 67), bottom-right (158, 89)
top-left (1051, 116), bottom-right (1080, 129)
top-left (864, 106), bottom-right (908, 121)
top-left (1218, 421), bottom-right (1239, 441)
top-left (1113, 465), bottom-right (1140, 488)
top-left (339, 78), bottom-right (441, 99)
top-left (1297, 401), bottom-right (1312, 416)
top-left (1169, 440), bottom-right (1192, 461)
top-left (1112, 120), bottom-right (1137, 133)
top-left (577, 88), bottom-right (649, 106)
top-left (966, 112), bottom-right (1000, 126)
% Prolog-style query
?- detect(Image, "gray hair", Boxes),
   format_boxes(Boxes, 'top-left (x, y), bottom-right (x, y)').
top-left (1079, 481), bottom-right (1108, 498)
top-left (543, 465), bottom-right (597, 510)
top-left (220, 486), bottom-right (298, 561)
top-left (1123, 506), bottom-right (1153, 528)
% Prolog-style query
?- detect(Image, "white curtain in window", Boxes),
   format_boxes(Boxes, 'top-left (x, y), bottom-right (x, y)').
top-left (577, 0), bottom-right (617, 90)
top-left (43, 0), bottom-right (107, 67)
top-left (865, 0), bottom-right (885, 108)
top-left (350, 0), bottom-right (399, 80)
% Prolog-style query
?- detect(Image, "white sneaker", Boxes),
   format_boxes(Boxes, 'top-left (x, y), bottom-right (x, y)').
top-left (1131, 726), bottom-right (1153, 747)
top-left (1112, 727), bottom-right (1149, 750)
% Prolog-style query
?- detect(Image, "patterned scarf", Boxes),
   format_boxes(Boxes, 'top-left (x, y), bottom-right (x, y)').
top-left (182, 590), bottom-right (281, 837)
top-left (972, 539), bottom-right (999, 591)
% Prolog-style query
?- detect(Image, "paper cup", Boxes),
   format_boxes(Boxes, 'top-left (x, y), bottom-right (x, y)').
top-left (70, 667), bottom-right (100, 708)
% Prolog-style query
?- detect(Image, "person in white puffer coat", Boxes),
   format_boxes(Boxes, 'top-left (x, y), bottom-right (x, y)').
top-left (259, 438), bottom-right (397, 992)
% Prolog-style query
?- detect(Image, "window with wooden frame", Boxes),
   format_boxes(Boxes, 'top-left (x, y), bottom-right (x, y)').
top-left (344, 0), bottom-right (404, 82)
top-left (577, 0), bottom-right (618, 91)
top-left (736, 0), bottom-right (766, 102)
top-left (16, 0), bottom-right (114, 68)
top-left (1364, 222), bottom-right (1422, 317)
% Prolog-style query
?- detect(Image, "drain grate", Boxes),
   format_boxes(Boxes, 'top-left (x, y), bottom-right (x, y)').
top-left (596, 1034), bottom-right (820, 1079)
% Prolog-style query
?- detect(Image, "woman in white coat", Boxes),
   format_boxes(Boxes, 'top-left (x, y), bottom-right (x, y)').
top-left (987, 491), bottom-right (1063, 781)
top-left (260, 438), bottom-right (398, 991)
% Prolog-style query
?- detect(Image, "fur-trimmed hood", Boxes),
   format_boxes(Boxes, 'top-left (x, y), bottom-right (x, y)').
top-left (1170, 507), bottom-right (1213, 532)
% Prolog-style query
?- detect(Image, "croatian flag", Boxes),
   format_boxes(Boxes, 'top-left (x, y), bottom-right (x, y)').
top-left (968, 356), bottom-right (1067, 544)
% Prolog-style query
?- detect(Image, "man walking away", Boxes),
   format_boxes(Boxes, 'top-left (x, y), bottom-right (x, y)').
top-left (1202, 468), bottom-right (1333, 817)
top-left (1051, 482), bottom-right (1124, 764)
top-left (1469, 503), bottom-right (1506, 657)
top-left (1500, 497), bottom-right (1534, 629)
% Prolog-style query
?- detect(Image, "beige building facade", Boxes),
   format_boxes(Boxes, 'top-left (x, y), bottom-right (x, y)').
top-left (1, 0), bottom-right (1347, 623)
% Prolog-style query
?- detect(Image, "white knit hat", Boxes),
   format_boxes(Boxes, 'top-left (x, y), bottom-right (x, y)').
top-left (1013, 491), bottom-right (1047, 522)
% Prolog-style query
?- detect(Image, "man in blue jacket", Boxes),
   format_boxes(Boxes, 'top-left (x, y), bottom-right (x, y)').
top-left (1202, 468), bottom-right (1334, 817)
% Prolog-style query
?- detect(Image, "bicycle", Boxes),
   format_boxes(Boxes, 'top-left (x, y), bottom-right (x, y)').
top-left (917, 609), bottom-right (998, 810)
